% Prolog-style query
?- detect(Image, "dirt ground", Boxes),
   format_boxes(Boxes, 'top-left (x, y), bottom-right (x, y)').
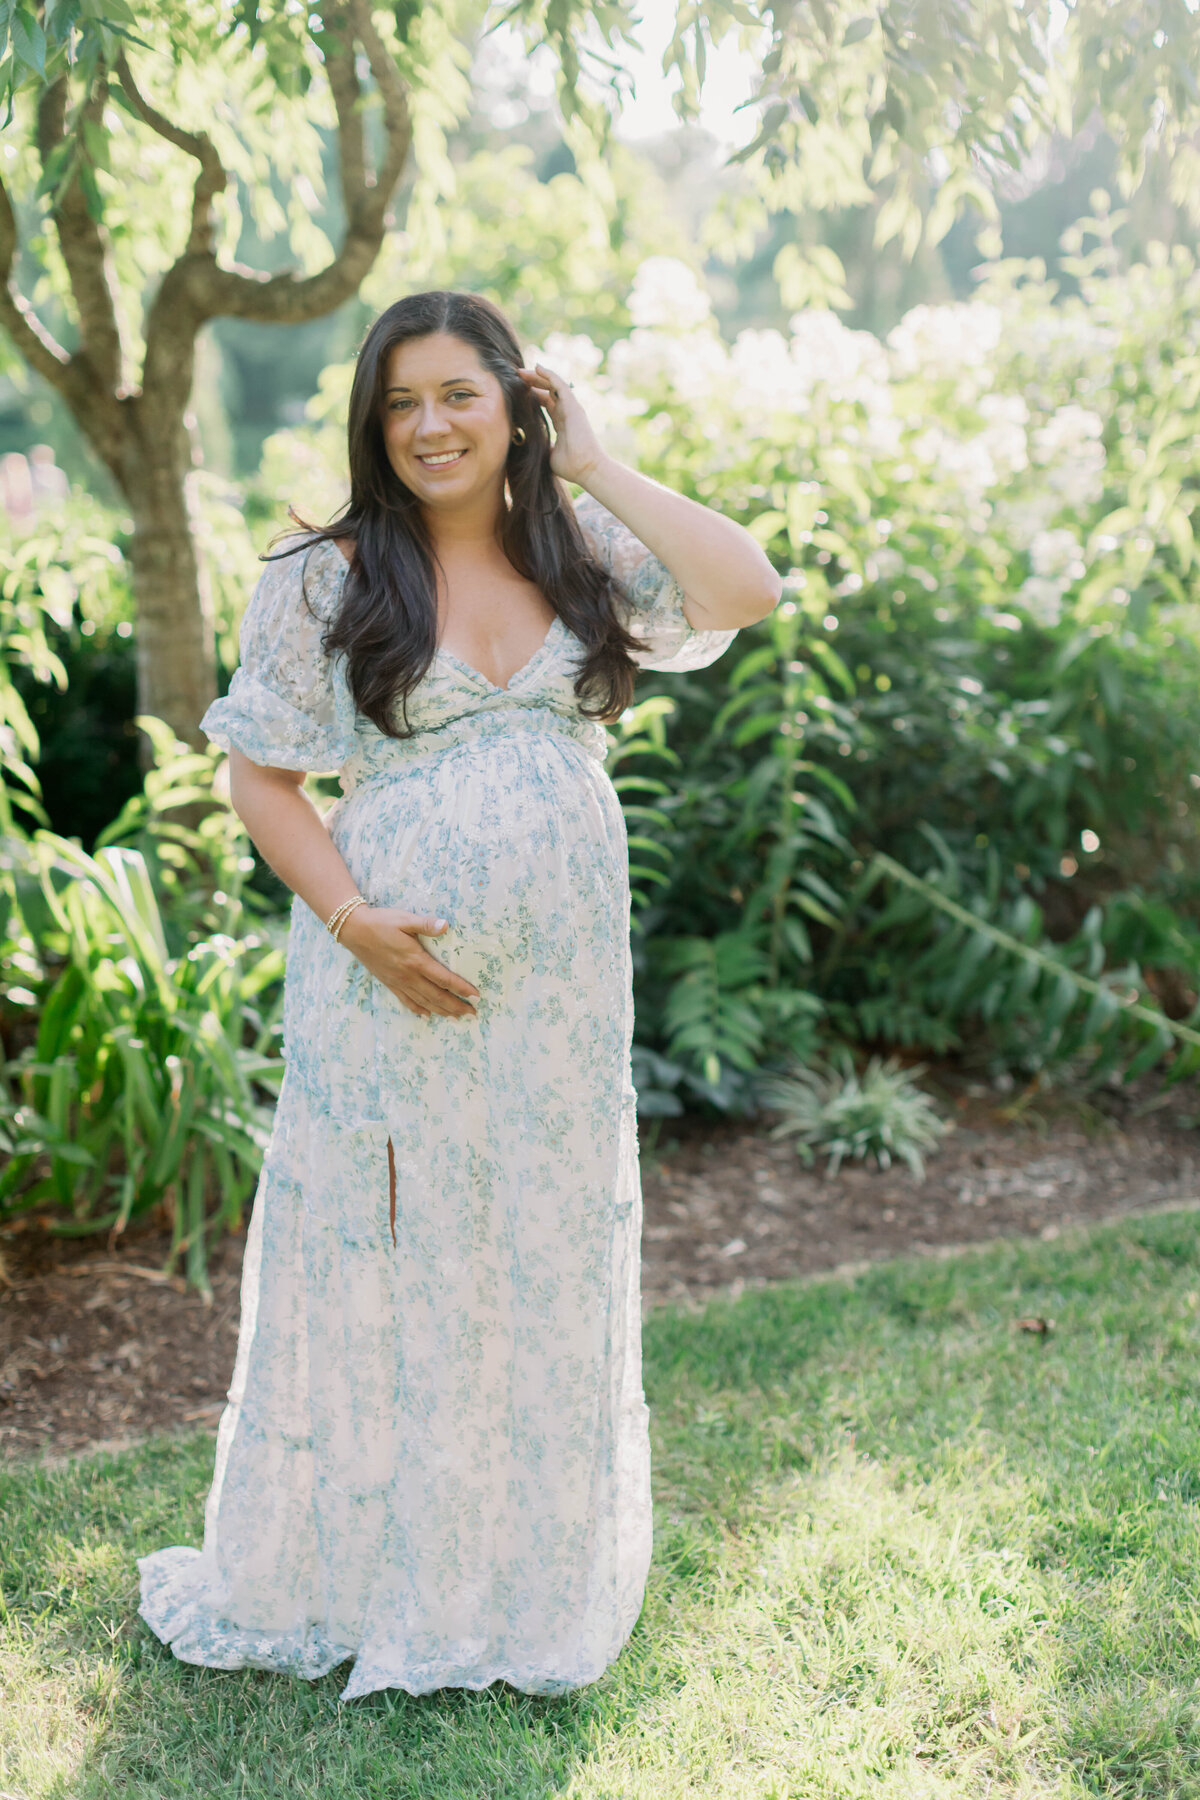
top-left (2, 1073), bottom-right (1197, 1461)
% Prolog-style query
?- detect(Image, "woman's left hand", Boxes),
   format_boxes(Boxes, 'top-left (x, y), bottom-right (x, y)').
top-left (517, 363), bottom-right (606, 487)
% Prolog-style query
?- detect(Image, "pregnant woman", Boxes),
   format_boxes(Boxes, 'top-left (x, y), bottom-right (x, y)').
top-left (138, 288), bottom-right (780, 1700)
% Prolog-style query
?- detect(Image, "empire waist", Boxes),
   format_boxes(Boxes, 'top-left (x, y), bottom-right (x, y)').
top-left (336, 706), bottom-right (608, 805)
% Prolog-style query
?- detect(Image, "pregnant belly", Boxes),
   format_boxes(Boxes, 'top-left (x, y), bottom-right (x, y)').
top-left (323, 733), bottom-right (629, 990)
top-left (279, 732), bottom-right (635, 1141)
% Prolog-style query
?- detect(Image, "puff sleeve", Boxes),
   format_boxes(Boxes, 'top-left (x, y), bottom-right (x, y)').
top-left (200, 537), bottom-right (357, 772)
top-left (573, 492), bottom-right (739, 673)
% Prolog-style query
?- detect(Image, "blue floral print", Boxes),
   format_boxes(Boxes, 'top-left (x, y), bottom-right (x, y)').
top-left (137, 494), bottom-right (738, 1700)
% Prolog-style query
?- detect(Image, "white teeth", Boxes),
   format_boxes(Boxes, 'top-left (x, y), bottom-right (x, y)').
top-left (419, 451), bottom-right (465, 466)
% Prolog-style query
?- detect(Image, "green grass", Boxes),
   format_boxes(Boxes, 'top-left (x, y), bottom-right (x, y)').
top-left (6, 1212), bottom-right (1200, 1797)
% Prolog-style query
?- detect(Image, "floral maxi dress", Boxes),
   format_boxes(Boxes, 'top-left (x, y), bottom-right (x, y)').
top-left (137, 496), bottom-right (737, 1700)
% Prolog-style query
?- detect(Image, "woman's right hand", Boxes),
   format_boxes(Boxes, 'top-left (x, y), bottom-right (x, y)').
top-left (338, 907), bottom-right (481, 1020)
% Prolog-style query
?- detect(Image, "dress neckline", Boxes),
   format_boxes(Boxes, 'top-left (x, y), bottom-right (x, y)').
top-left (436, 615), bottom-right (564, 694)
top-left (318, 535), bottom-right (566, 695)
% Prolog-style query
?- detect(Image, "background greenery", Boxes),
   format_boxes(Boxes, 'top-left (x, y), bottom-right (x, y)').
top-left (3, 16), bottom-right (1200, 1279)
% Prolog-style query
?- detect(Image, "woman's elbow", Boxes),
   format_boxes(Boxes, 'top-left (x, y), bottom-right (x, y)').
top-left (757, 565), bottom-right (785, 617)
top-left (736, 562), bottom-right (784, 626)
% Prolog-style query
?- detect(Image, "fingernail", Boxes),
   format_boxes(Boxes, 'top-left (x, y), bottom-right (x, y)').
top-left (434, 918), bottom-right (447, 930)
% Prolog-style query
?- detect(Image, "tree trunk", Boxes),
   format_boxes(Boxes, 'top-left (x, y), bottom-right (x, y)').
top-left (122, 423), bottom-right (217, 759)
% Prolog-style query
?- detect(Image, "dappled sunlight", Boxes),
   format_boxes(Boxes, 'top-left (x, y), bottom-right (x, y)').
top-left (570, 1450), bottom-right (1062, 1795)
top-left (7, 1216), bottom-right (1200, 1794)
top-left (0, 1635), bottom-right (120, 1800)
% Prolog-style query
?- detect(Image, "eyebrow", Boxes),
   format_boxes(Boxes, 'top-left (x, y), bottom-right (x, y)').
top-left (384, 377), bottom-right (480, 394)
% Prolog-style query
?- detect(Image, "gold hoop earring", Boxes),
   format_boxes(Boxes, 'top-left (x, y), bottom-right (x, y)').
top-left (511, 427), bottom-right (527, 445)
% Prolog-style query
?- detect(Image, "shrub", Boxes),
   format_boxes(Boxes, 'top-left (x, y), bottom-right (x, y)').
top-left (0, 725), bottom-right (286, 1296)
top-left (757, 1053), bottom-right (952, 1179)
top-left (553, 233), bottom-right (1200, 1097)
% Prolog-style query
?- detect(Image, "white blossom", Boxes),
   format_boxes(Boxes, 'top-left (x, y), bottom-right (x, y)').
top-left (1029, 528), bottom-right (1086, 582)
top-left (1019, 576), bottom-right (1067, 628)
top-left (1031, 404), bottom-right (1104, 464)
top-left (886, 302), bottom-right (1005, 381)
top-left (975, 392), bottom-right (1030, 480)
top-left (627, 256), bottom-right (713, 330)
top-left (607, 326), bottom-right (729, 410)
top-left (787, 309), bottom-right (890, 404)
top-left (730, 328), bottom-right (812, 421)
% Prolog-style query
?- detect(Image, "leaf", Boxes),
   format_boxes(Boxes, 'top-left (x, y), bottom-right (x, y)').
top-left (1165, 505), bottom-right (1195, 573)
top-left (808, 639), bottom-right (855, 695)
top-left (11, 5), bottom-right (44, 74)
top-left (748, 509), bottom-right (787, 547)
top-left (786, 482), bottom-right (822, 548)
top-left (77, 158), bottom-right (104, 224)
top-left (793, 83), bottom-right (819, 124)
top-left (883, 84), bottom-right (907, 134)
top-left (793, 759), bottom-right (856, 812)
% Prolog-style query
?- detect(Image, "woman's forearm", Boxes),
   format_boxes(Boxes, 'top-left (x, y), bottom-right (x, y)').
top-left (578, 453), bottom-right (782, 631)
top-left (228, 750), bottom-right (362, 928)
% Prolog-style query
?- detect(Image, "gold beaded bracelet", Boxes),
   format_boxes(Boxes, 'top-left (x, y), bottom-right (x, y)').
top-left (331, 899), bottom-right (367, 944)
top-left (325, 894), bottom-right (360, 934)
top-left (330, 897), bottom-right (368, 944)
top-left (326, 894), bottom-right (367, 943)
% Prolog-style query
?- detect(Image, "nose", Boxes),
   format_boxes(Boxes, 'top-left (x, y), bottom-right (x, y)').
top-left (413, 400), bottom-right (451, 440)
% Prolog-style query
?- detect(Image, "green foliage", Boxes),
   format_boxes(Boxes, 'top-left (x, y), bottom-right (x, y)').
top-left (831, 849), bottom-right (1200, 1087)
top-left (0, 724), bottom-right (285, 1296)
top-left (757, 1050), bottom-right (952, 1179)
top-left (0, 478), bottom-right (266, 846)
top-left (0, 495), bottom-right (131, 834)
top-left (705, 0), bottom-right (1200, 317)
top-left (552, 241), bottom-right (1200, 1101)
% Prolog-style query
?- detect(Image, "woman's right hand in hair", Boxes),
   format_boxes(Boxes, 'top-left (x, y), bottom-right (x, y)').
top-left (339, 908), bottom-right (481, 1019)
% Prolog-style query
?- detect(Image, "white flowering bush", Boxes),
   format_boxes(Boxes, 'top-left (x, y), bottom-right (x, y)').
top-left (595, 245), bottom-right (1200, 1091)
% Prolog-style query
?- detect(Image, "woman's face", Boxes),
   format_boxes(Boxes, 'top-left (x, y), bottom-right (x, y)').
top-left (379, 332), bottom-right (513, 516)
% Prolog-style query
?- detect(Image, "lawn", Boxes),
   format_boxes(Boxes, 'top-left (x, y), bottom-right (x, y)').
top-left (5, 1211), bottom-right (1200, 1797)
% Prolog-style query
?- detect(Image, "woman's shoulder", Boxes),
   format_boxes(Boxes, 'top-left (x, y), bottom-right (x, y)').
top-left (570, 492), bottom-right (650, 591)
top-left (255, 532), bottom-right (352, 626)
top-left (265, 529), bottom-right (354, 567)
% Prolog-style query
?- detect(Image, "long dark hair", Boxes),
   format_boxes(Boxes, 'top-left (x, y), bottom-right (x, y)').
top-left (271, 289), bottom-right (648, 736)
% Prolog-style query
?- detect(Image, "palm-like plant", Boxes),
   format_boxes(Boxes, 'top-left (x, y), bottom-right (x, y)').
top-left (757, 1052), bottom-right (951, 1180)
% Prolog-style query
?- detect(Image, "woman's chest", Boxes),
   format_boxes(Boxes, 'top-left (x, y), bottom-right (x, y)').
top-left (435, 566), bottom-right (559, 695)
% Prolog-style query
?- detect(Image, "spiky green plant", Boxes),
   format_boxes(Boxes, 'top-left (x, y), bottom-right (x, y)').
top-left (757, 1052), bottom-right (952, 1179)
top-left (0, 721), bottom-right (286, 1297)
top-left (0, 831), bottom-right (284, 1297)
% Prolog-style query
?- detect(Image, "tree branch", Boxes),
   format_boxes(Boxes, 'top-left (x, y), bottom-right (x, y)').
top-left (114, 52), bottom-right (228, 258)
top-left (159, 0), bottom-right (413, 329)
top-left (323, 18), bottom-right (367, 227)
top-left (36, 74), bottom-right (125, 397)
top-left (0, 173), bottom-right (79, 398)
top-left (350, 0), bottom-right (413, 212)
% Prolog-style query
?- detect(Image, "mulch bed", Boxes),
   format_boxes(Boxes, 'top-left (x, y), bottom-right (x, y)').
top-left (3, 1072), bottom-right (1197, 1461)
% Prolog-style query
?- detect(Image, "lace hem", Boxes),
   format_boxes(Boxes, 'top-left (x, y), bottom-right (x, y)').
top-left (138, 1546), bottom-right (633, 1699)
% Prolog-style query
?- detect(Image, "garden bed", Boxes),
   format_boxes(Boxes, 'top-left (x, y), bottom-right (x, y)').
top-left (2, 1072), bottom-right (1197, 1460)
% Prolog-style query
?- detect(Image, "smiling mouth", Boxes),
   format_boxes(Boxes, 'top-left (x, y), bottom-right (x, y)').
top-left (416, 449), bottom-right (468, 468)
